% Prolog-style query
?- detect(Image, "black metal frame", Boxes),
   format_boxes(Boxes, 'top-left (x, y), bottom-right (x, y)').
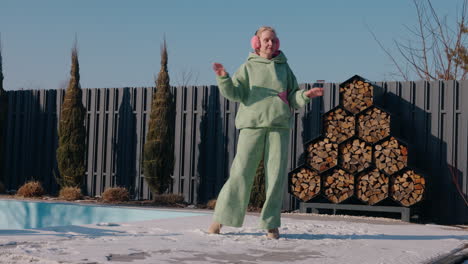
top-left (373, 135), bottom-right (410, 176)
top-left (299, 202), bottom-right (411, 222)
top-left (287, 164), bottom-right (321, 203)
top-left (337, 136), bottom-right (373, 174)
top-left (320, 166), bottom-right (356, 204)
top-left (321, 105), bottom-right (356, 144)
top-left (389, 166), bottom-right (427, 207)
top-left (338, 74), bottom-right (375, 115)
top-left (354, 166), bottom-right (390, 206)
top-left (355, 104), bottom-right (393, 144)
top-left (303, 135), bottom-right (339, 174)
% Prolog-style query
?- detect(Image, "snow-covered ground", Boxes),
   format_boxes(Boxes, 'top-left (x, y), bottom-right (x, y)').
top-left (0, 209), bottom-right (466, 264)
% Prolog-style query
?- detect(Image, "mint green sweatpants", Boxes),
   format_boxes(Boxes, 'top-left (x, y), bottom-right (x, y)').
top-left (213, 127), bottom-right (290, 229)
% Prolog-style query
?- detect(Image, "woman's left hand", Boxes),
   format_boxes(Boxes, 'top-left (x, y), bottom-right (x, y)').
top-left (305, 88), bottom-right (324, 98)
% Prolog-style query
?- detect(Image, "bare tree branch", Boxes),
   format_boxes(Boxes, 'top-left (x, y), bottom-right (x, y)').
top-left (371, 0), bottom-right (468, 80)
top-left (414, 0), bottom-right (432, 79)
top-left (367, 24), bottom-right (409, 81)
top-left (175, 67), bottom-right (199, 87)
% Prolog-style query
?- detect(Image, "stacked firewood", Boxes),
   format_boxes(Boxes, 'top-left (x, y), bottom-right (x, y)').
top-left (339, 138), bottom-right (372, 173)
top-left (323, 107), bottom-right (355, 143)
top-left (358, 106), bottom-right (390, 144)
top-left (391, 170), bottom-right (425, 206)
top-left (306, 138), bottom-right (338, 172)
top-left (289, 75), bottom-right (426, 208)
top-left (340, 79), bottom-right (373, 114)
top-left (323, 169), bottom-right (354, 203)
top-left (356, 168), bottom-right (389, 205)
top-left (374, 136), bottom-right (408, 175)
top-left (290, 167), bottom-right (321, 202)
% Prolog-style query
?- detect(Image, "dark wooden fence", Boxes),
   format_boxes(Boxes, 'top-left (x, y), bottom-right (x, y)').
top-left (1, 80), bottom-right (467, 224)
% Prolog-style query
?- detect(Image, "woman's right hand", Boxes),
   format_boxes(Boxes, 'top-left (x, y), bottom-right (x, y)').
top-left (212, 63), bottom-right (227, 77)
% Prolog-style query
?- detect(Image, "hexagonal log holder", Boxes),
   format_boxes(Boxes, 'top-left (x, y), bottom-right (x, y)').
top-left (357, 105), bottom-right (391, 144)
top-left (288, 165), bottom-right (321, 202)
top-left (322, 106), bottom-right (356, 144)
top-left (339, 75), bottom-right (374, 114)
top-left (338, 137), bottom-right (373, 174)
top-left (374, 136), bottom-right (408, 176)
top-left (305, 136), bottom-right (338, 173)
top-left (356, 167), bottom-right (389, 205)
top-left (390, 167), bottom-right (426, 207)
top-left (322, 168), bottom-right (355, 204)
top-left (290, 75), bottom-right (425, 221)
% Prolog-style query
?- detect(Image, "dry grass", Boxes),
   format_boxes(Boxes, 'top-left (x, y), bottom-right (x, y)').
top-left (102, 187), bottom-right (129, 203)
top-left (153, 194), bottom-right (185, 205)
top-left (247, 206), bottom-right (262, 212)
top-left (16, 181), bottom-right (45, 198)
top-left (59, 186), bottom-right (82, 201)
top-left (206, 199), bottom-right (217, 209)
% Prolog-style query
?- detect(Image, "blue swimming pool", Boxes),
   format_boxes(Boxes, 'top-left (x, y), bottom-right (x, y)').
top-left (0, 199), bottom-right (207, 229)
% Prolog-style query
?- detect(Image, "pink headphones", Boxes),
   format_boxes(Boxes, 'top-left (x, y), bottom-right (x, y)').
top-left (250, 31), bottom-right (280, 51)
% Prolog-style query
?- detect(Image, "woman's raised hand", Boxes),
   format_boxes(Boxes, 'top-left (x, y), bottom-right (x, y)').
top-left (212, 63), bottom-right (227, 77)
top-left (304, 87), bottom-right (324, 98)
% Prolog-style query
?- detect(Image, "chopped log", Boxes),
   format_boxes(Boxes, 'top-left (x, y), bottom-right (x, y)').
top-left (391, 170), bottom-right (425, 206)
top-left (358, 107), bottom-right (391, 144)
top-left (340, 80), bottom-right (374, 114)
top-left (307, 138), bottom-right (338, 172)
top-left (323, 169), bottom-right (354, 203)
top-left (323, 107), bottom-right (356, 143)
top-left (374, 137), bottom-right (408, 175)
top-left (339, 138), bottom-right (372, 173)
top-left (356, 168), bottom-right (389, 205)
top-left (290, 167), bottom-right (321, 202)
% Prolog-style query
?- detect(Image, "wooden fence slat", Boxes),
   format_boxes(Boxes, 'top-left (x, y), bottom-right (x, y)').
top-left (459, 81), bottom-right (468, 196)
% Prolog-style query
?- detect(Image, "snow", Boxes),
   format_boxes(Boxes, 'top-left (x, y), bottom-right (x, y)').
top-left (0, 209), bottom-right (466, 264)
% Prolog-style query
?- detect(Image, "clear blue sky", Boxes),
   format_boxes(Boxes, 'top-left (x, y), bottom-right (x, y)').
top-left (0, 0), bottom-right (460, 90)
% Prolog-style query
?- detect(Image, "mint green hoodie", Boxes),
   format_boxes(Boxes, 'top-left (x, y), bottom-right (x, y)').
top-left (216, 52), bottom-right (310, 129)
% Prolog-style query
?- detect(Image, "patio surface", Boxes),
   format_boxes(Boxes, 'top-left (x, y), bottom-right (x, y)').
top-left (0, 208), bottom-right (467, 264)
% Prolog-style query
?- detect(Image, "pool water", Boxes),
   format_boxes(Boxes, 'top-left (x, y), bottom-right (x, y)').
top-left (0, 199), bottom-right (207, 229)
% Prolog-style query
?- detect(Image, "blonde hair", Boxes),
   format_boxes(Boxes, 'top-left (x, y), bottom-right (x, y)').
top-left (255, 26), bottom-right (277, 37)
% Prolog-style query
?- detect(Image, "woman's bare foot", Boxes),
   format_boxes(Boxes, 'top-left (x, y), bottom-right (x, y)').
top-left (208, 221), bottom-right (222, 234)
top-left (266, 228), bottom-right (279, 239)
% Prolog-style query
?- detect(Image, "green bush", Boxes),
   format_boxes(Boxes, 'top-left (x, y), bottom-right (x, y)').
top-left (143, 39), bottom-right (176, 195)
top-left (56, 45), bottom-right (86, 188)
top-left (249, 159), bottom-right (266, 208)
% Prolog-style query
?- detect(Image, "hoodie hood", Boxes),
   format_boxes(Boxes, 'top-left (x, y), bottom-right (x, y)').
top-left (247, 51), bottom-right (287, 64)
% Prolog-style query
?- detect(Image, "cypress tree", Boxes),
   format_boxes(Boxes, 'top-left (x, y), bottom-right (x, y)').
top-left (56, 45), bottom-right (86, 188)
top-left (249, 159), bottom-right (266, 208)
top-left (0, 39), bottom-right (7, 181)
top-left (143, 39), bottom-right (175, 196)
